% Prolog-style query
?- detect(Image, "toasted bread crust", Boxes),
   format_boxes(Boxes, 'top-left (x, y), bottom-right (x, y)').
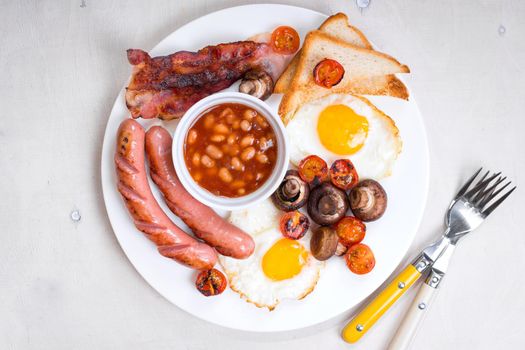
top-left (279, 75), bottom-right (409, 125)
top-left (275, 12), bottom-right (373, 93)
top-left (301, 31), bottom-right (410, 76)
top-left (318, 12), bottom-right (373, 50)
top-left (278, 31), bottom-right (410, 120)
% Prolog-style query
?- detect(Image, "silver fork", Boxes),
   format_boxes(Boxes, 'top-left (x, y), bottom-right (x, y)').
top-left (385, 169), bottom-right (516, 349)
top-left (341, 168), bottom-right (516, 344)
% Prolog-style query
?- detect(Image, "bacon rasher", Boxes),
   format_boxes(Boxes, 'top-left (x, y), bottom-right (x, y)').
top-left (125, 35), bottom-right (292, 120)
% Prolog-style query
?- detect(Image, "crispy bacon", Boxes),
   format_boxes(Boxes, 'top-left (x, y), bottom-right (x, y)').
top-left (125, 36), bottom-right (293, 120)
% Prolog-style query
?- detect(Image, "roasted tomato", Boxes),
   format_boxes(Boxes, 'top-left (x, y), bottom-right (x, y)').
top-left (279, 211), bottom-right (310, 240)
top-left (271, 26), bottom-right (300, 54)
top-left (298, 155), bottom-right (329, 185)
top-left (330, 159), bottom-right (359, 190)
top-left (313, 58), bottom-right (345, 88)
top-left (195, 269), bottom-right (227, 297)
top-left (345, 243), bottom-right (375, 275)
top-left (335, 216), bottom-right (366, 247)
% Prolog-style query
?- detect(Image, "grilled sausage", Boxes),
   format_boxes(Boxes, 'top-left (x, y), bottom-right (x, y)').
top-left (145, 126), bottom-right (255, 258)
top-left (115, 119), bottom-right (217, 270)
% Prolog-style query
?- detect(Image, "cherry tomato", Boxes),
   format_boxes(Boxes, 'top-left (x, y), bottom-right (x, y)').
top-left (279, 211), bottom-right (310, 240)
top-left (313, 58), bottom-right (345, 88)
top-left (298, 155), bottom-right (329, 185)
top-left (330, 159), bottom-right (359, 190)
top-left (345, 243), bottom-right (375, 275)
top-left (271, 26), bottom-right (300, 55)
top-left (335, 216), bottom-right (366, 247)
top-left (195, 269), bottom-right (227, 297)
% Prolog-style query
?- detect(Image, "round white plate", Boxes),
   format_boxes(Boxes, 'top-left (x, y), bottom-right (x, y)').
top-left (101, 4), bottom-right (429, 332)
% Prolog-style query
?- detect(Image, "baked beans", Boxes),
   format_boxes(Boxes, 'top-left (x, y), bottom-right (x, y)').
top-left (184, 103), bottom-right (277, 197)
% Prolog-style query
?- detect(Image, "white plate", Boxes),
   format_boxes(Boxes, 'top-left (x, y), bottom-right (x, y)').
top-left (101, 4), bottom-right (429, 332)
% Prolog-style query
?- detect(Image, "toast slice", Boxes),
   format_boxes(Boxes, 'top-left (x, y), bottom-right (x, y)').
top-left (279, 31), bottom-right (409, 122)
top-left (275, 13), bottom-right (372, 93)
top-left (319, 12), bottom-right (372, 49)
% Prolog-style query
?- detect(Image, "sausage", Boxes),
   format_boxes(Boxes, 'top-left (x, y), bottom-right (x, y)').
top-left (145, 126), bottom-right (255, 259)
top-left (114, 119), bottom-right (217, 270)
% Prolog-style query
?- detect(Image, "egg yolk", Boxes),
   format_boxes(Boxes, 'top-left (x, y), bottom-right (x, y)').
top-left (262, 238), bottom-right (308, 281)
top-left (317, 104), bottom-right (369, 155)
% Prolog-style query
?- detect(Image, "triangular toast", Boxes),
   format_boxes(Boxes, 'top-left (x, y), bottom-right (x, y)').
top-left (274, 13), bottom-right (372, 93)
top-left (278, 30), bottom-right (409, 123)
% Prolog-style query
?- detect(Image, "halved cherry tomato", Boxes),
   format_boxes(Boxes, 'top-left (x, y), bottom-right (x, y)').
top-left (195, 269), bottom-right (227, 297)
top-left (335, 216), bottom-right (366, 247)
top-left (345, 243), bottom-right (375, 275)
top-left (279, 211), bottom-right (310, 240)
top-left (298, 155), bottom-right (329, 185)
top-left (313, 58), bottom-right (345, 88)
top-left (271, 26), bottom-right (300, 54)
top-left (330, 159), bottom-right (359, 190)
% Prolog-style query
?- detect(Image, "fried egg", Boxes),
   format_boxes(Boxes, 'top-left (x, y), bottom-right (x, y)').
top-left (220, 200), bottom-right (323, 310)
top-left (286, 94), bottom-right (402, 179)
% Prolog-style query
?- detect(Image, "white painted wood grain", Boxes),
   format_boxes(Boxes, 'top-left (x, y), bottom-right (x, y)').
top-left (0, 1), bottom-right (524, 349)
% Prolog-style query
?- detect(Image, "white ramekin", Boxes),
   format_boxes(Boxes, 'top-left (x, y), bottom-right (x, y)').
top-left (172, 92), bottom-right (289, 211)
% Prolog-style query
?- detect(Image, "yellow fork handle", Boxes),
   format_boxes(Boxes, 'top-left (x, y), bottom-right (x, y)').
top-left (342, 264), bottom-right (422, 343)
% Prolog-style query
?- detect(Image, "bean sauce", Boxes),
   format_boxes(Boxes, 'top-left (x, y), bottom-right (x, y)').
top-left (184, 103), bottom-right (278, 198)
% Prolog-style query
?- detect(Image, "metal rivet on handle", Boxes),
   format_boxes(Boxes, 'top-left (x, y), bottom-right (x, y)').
top-left (432, 276), bottom-right (439, 283)
top-left (356, 324), bottom-right (364, 332)
top-left (398, 282), bottom-right (405, 289)
top-left (418, 302), bottom-right (426, 310)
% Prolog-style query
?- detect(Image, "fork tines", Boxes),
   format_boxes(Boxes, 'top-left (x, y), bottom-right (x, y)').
top-left (456, 168), bottom-right (516, 216)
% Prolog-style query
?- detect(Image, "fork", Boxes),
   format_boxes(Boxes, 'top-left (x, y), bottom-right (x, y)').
top-left (341, 168), bottom-right (516, 344)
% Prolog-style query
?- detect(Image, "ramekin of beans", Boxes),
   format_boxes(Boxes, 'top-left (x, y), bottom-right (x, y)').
top-left (173, 92), bottom-right (289, 211)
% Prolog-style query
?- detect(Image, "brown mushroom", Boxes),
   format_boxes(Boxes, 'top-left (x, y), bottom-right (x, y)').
top-left (239, 70), bottom-right (274, 100)
top-left (310, 226), bottom-right (339, 261)
top-left (307, 183), bottom-right (349, 225)
top-left (272, 170), bottom-right (309, 211)
top-left (349, 179), bottom-right (387, 222)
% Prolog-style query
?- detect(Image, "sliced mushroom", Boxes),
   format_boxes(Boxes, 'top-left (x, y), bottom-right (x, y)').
top-left (307, 183), bottom-right (349, 225)
top-left (239, 70), bottom-right (274, 100)
top-left (349, 179), bottom-right (387, 222)
top-left (272, 170), bottom-right (309, 211)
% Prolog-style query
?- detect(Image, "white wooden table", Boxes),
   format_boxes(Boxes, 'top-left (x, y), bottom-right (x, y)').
top-left (1, 1), bottom-right (524, 349)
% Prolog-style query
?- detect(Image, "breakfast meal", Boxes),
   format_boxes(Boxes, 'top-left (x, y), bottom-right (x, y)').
top-left (112, 11), bottom-right (410, 308)
top-left (183, 103), bottom-right (277, 197)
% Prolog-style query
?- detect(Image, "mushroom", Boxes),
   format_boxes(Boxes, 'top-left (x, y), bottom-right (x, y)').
top-left (307, 183), bottom-right (349, 225)
top-left (349, 179), bottom-right (387, 222)
top-left (310, 226), bottom-right (339, 261)
top-left (239, 70), bottom-right (274, 100)
top-left (272, 170), bottom-right (309, 211)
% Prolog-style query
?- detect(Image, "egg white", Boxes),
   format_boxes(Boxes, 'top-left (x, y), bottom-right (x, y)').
top-left (228, 199), bottom-right (280, 236)
top-left (221, 200), bottom-right (324, 310)
top-left (286, 94), bottom-right (402, 180)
